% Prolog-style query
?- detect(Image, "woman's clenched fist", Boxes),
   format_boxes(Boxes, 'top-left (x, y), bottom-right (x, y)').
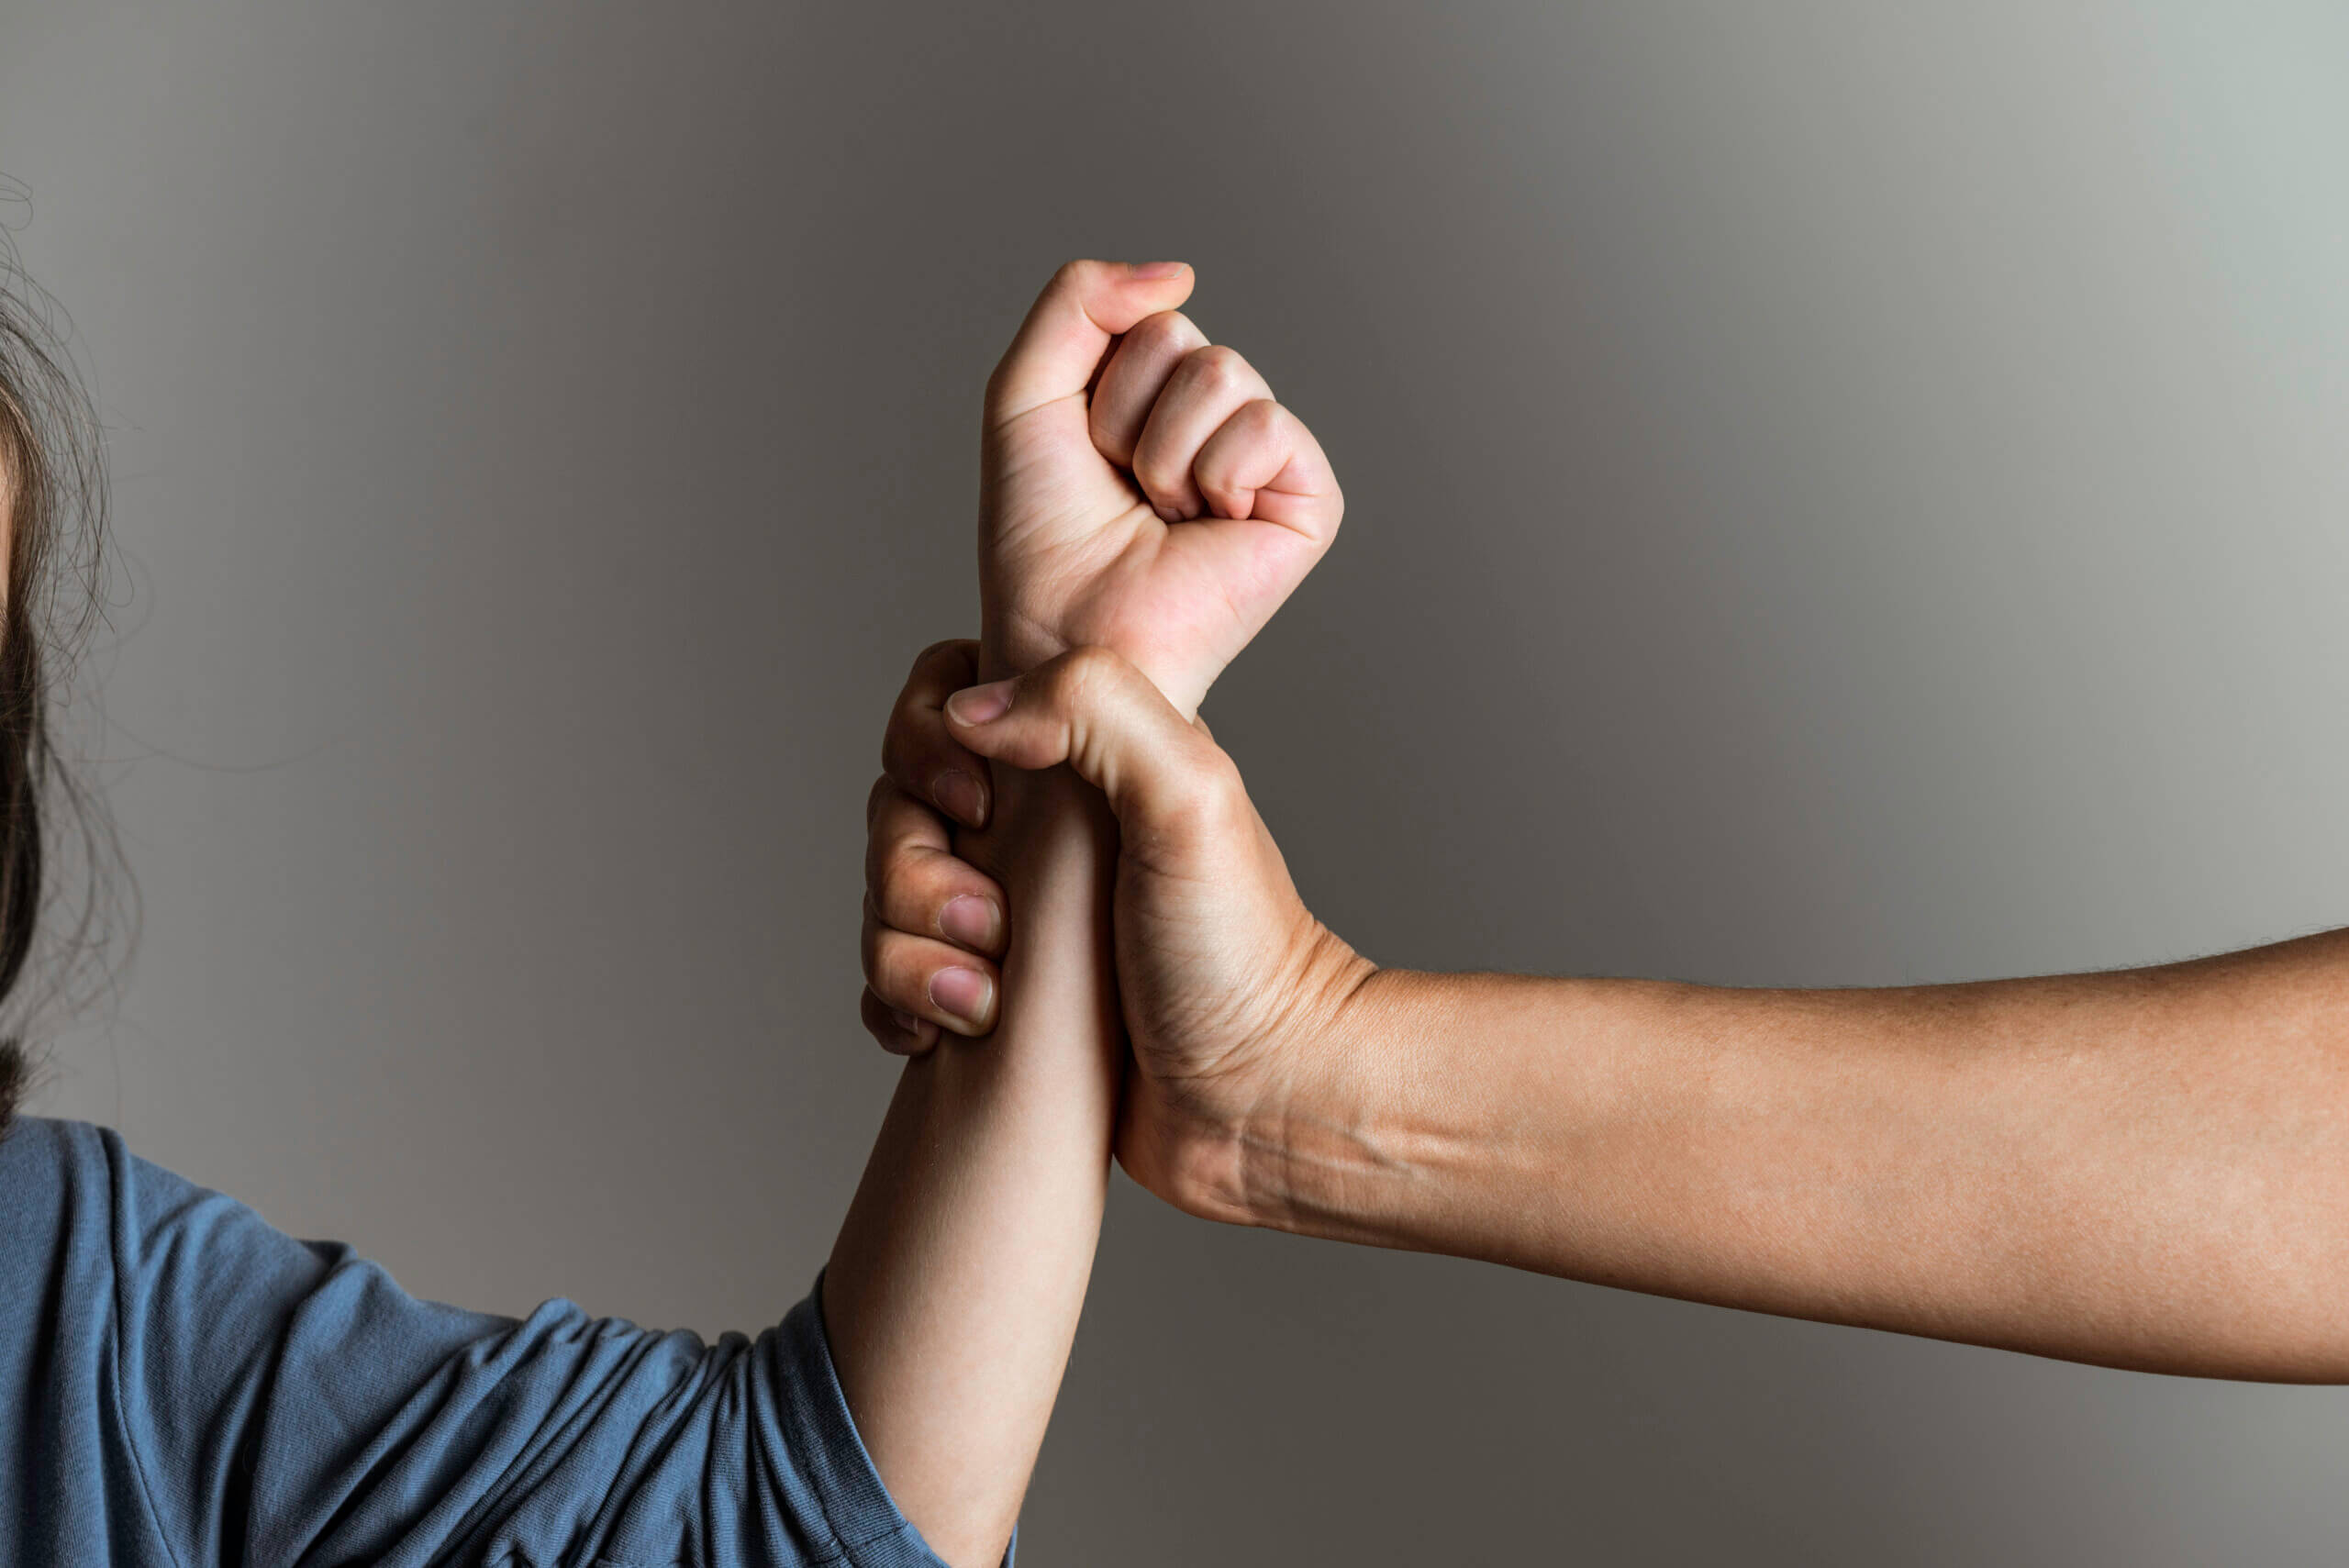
top-left (976, 261), bottom-right (1342, 718)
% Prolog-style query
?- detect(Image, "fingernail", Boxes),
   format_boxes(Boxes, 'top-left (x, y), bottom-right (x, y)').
top-left (930, 966), bottom-right (993, 1027)
top-left (932, 769), bottom-right (986, 827)
top-left (940, 895), bottom-right (1001, 951)
top-left (1131, 261), bottom-right (1186, 279)
top-left (1151, 504), bottom-right (1182, 525)
top-left (945, 681), bottom-right (1015, 727)
top-left (889, 1007), bottom-right (922, 1035)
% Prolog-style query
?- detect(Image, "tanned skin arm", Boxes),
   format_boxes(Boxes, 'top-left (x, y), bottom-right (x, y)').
top-left (1276, 935), bottom-right (2349, 1382)
top-left (870, 644), bottom-right (2349, 1385)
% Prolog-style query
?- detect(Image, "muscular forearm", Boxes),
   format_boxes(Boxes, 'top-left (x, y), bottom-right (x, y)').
top-left (1247, 928), bottom-right (2349, 1380)
top-left (823, 765), bottom-right (1118, 1565)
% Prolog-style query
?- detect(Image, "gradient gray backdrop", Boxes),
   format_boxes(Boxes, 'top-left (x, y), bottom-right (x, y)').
top-left (7, 3), bottom-right (2349, 1562)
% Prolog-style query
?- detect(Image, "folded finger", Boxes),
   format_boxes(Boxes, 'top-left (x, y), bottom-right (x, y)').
top-left (863, 902), bottom-right (1001, 1036)
top-left (880, 638), bottom-right (993, 829)
top-left (1131, 344), bottom-right (1275, 521)
top-left (866, 781), bottom-right (1007, 959)
top-left (862, 984), bottom-right (939, 1056)
top-left (1088, 309), bottom-right (1209, 473)
top-left (1190, 398), bottom-right (1343, 543)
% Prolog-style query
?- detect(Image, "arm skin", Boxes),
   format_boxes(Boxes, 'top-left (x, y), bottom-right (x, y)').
top-left (1262, 936), bottom-right (2349, 1382)
top-left (823, 762), bottom-right (1118, 1568)
top-left (820, 261), bottom-right (1343, 1566)
top-left (872, 644), bottom-right (2349, 1385)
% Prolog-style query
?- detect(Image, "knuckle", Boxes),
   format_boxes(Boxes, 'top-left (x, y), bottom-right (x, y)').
top-left (1056, 645), bottom-right (1125, 704)
top-left (862, 989), bottom-right (918, 1053)
top-left (913, 637), bottom-right (966, 677)
top-left (1130, 439), bottom-right (1185, 497)
top-left (864, 816), bottom-right (898, 890)
top-left (884, 851), bottom-right (944, 924)
top-left (1239, 396), bottom-right (1286, 437)
top-left (1186, 344), bottom-right (1252, 396)
top-left (881, 818), bottom-right (950, 895)
top-left (865, 928), bottom-right (918, 1005)
top-left (1203, 749), bottom-right (1250, 812)
top-left (1178, 751), bottom-right (1252, 838)
top-left (874, 966), bottom-right (921, 1018)
top-left (1131, 309), bottom-right (1199, 355)
top-left (867, 829), bottom-right (907, 898)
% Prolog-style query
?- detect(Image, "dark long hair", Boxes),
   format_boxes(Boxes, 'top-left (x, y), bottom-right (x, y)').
top-left (0, 206), bottom-right (123, 1140)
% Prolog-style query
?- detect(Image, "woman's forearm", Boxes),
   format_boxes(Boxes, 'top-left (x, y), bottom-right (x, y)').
top-left (1252, 927), bottom-right (2349, 1380)
top-left (822, 765), bottom-right (1118, 1566)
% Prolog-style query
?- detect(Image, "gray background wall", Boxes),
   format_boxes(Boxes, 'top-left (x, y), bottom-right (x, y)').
top-left (6, 2), bottom-right (2349, 1561)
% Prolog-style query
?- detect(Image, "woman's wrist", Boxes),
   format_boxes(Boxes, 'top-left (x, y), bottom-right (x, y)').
top-left (952, 758), bottom-right (1115, 893)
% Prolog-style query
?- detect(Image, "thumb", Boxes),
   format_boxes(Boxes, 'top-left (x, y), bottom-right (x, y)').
top-left (984, 260), bottom-right (1196, 433)
top-left (941, 647), bottom-right (1231, 834)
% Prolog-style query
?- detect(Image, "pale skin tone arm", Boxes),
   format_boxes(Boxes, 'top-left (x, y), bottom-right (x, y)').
top-left (820, 261), bottom-right (1342, 1566)
top-left (826, 755), bottom-right (1117, 1568)
top-left (865, 645), bottom-right (2349, 1385)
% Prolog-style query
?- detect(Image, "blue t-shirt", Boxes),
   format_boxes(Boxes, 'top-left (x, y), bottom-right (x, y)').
top-left (0, 1117), bottom-right (1001, 1567)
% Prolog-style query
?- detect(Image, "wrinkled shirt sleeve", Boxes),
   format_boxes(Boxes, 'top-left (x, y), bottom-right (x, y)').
top-left (103, 1126), bottom-right (1007, 1567)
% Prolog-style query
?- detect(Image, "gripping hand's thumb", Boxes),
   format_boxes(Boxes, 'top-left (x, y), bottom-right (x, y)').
top-left (941, 647), bottom-right (1235, 838)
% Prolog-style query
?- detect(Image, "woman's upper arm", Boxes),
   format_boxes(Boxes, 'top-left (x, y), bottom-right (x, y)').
top-left (106, 1129), bottom-right (964, 1567)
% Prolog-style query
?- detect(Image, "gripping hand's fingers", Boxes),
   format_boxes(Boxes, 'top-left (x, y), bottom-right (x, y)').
top-left (1087, 309), bottom-right (1209, 472)
top-left (985, 261), bottom-right (1197, 434)
top-left (1190, 398), bottom-right (1345, 544)
top-left (863, 985), bottom-right (938, 1057)
top-left (865, 776), bottom-right (1008, 961)
top-left (880, 639), bottom-right (993, 830)
top-left (942, 646), bottom-right (1241, 843)
top-left (863, 896), bottom-right (1001, 1038)
top-left (1130, 345), bottom-right (1276, 521)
